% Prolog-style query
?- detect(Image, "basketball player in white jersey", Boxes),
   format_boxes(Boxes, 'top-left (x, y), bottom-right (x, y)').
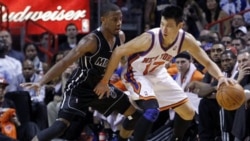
top-left (94, 4), bottom-right (236, 141)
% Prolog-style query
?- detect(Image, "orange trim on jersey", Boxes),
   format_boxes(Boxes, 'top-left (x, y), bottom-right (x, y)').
top-left (159, 98), bottom-right (189, 111)
top-left (124, 54), bottom-right (142, 94)
top-left (139, 96), bottom-right (157, 100)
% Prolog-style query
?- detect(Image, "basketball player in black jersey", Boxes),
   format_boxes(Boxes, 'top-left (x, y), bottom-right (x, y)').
top-left (20, 3), bottom-right (141, 141)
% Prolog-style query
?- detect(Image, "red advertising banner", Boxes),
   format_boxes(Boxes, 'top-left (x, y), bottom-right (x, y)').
top-left (0, 0), bottom-right (90, 34)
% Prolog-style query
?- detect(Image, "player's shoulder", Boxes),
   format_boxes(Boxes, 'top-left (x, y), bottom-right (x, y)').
top-left (183, 31), bottom-right (200, 44)
top-left (181, 31), bottom-right (201, 51)
top-left (77, 32), bottom-right (98, 50)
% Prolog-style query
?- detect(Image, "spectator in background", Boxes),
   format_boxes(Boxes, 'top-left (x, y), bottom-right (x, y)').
top-left (209, 31), bottom-right (220, 42)
top-left (23, 43), bottom-right (44, 75)
top-left (234, 26), bottom-right (248, 42)
top-left (46, 51), bottom-right (70, 126)
top-left (174, 51), bottom-right (204, 112)
top-left (12, 59), bottom-right (48, 130)
top-left (175, 52), bottom-right (204, 89)
top-left (231, 37), bottom-right (246, 52)
top-left (182, 0), bottom-right (206, 38)
top-left (0, 30), bottom-right (24, 63)
top-left (243, 0), bottom-right (250, 25)
top-left (42, 62), bottom-right (50, 75)
top-left (0, 37), bottom-right (22, 92)
top-left (0, 77), bottom-right (40, 141)
top-left (220, 0), bottom-right (247, 15)
top-left (203, 0), bottom-right (231, 36)
top-left (0, 77), bottom-right (17, 141)
top-left (43, 51), bottom-right (65, 105)
top-left (144, 0), bottom-right (157, 31)
top-left (144, 0), bottom-right (173, 31)
top-left (231, 14), bottom-right (246, 37)
top-left (37, 32), bottom-right (55, 63)
top-left (221, 35), bottom-right (238, 55)
top-left (195, 42), bottom-right (226, 140)
top-left (246, 39), bottom-right (250, 49)
top-left (232, 49), bottom-right (250, 140)
top-left (59, 23), bottom-right (78, 51)
top-left (221, 35), bottom-right (232, 49)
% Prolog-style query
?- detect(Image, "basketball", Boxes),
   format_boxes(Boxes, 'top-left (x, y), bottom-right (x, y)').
top-left (216, 83), bottom-right (246, 111)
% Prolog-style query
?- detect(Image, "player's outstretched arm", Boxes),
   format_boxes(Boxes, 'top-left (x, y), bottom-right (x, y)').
top-left (94, 33), bottom-right (152, 98)
top-left (21, 34), bottom-right (97, 89)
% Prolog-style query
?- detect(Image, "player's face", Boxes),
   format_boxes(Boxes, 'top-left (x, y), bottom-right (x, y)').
top-left (102, 10), bottom-right (123, 35)
top-left (160, 17), bottom-right (183, 42)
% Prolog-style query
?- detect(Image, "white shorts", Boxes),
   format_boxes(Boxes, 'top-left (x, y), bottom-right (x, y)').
top-left (123, 69), bottom-right (188, 111)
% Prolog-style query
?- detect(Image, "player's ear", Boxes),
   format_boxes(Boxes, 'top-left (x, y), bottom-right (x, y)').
top-left (101, 16), bottom-right (106, 23)
top-left (177, 22), bottom-right (184, 29)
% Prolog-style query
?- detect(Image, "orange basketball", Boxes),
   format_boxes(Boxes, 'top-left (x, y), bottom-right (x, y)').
top-left (216, 83), bottom-right (246, 110)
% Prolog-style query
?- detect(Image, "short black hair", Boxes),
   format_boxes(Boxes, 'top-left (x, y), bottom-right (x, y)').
top-left (221, 50), bottom-right (237, 59)
top-left (161, 5), bottom-right (183, 24)
top-left (23, 42), bottom-right (39, 53)
top-left (175, 51), bottom-right (191, 60)
top-left (65, 23), bottom-right (77, 31)
top-left (100, 3), bottom-right (120, 17)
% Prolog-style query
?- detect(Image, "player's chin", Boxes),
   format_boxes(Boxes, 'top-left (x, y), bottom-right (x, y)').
top-left (113, 31), bottom-right (119, 35)
top-left (113, 29), bottom-right (121, 34)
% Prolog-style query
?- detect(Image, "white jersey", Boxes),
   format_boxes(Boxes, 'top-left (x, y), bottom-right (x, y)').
top-left (126, 28), bottom-right (185, 76)
top-left (122, 28), bottom-right (188, 110)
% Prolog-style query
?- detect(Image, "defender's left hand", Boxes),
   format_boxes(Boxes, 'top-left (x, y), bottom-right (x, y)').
top-left (94, 82), bottom-right (110, 99)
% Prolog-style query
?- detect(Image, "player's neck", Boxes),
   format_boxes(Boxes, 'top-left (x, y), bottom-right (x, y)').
top-left (100, 27), bottom-right (115, 41)
top-left (162, 39), bottom-right (173, 47)
top-left (161, 35), bottom-right (175, 48)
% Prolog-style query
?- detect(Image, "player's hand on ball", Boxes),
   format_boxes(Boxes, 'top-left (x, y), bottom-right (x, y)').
top-left (217, 76), bottom-right (237, 89)
top-left (94, 82), bottom-right (110, 99)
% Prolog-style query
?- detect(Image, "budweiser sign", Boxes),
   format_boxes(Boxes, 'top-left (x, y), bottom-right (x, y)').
top-left (1, 0), bottom-right (90, 34)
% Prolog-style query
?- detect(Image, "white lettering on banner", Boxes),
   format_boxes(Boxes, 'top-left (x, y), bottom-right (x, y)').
top-left (1, 6), bottom-right (87, 22)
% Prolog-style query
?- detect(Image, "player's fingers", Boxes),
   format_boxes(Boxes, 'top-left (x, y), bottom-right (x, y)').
top-left (96, 90), bottom-right (102, 96)
top-left (106, 90), bottom-right (111, 98)
top-left (224, 81), bottom-right (229, 85)
top-left (20, 83), bottom-right (31, 87)
top-left (93, 88), bottom-right (98, 94)
top-left (232, 80), bottom-right (237, 85)
top-left (98, 93), bottom-right (105, 99)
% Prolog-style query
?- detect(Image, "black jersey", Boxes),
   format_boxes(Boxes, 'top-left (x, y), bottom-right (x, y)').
top-left (79, 29), bottom-right (120, 75)
top-left (65, 29), bottom-right (121, 92)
